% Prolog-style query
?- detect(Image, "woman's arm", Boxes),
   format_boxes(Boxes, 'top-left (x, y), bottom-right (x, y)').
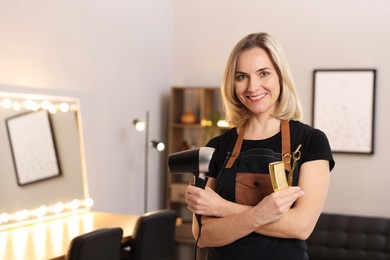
top-left (186, 178), bottom-right (304, 247)
top-left (186, 159), bottom-right (330, 246)
top-left (254, 160), bottom-right (330, 240)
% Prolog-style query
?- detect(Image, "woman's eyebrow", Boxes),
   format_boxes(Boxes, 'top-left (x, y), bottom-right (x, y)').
top-left (256, 67), bottom-right (271, 73)
top-left (235, 67), bottom-right (271, 74)
top-left (235, 67), bottom-right (272, 75)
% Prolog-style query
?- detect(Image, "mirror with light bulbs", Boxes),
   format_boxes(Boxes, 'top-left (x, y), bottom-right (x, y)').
top-left (0, 92), bottom-right (91, 229)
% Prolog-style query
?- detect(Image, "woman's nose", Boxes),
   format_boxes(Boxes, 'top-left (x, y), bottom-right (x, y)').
top-left (247, 78), bottom-right (259, 92)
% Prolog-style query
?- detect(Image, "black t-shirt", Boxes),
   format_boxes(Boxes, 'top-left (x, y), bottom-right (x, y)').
top-left (204, 120), bottom-right (335, 260)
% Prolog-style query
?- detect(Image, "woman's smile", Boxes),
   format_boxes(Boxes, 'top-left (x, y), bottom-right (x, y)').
top-left (247, 93), bottom-right (267, 102)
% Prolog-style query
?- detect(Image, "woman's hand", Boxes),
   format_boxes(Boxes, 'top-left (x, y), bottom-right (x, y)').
top-left (185, 183), bottom-right (304, 221)
top-left (252, 186), bottom-right (304, 226)
top-left (185, 184), bottom-right (228, 217)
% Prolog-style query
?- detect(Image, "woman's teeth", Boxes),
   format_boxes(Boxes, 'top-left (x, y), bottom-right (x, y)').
top-left (248, 93), bottom-right (266, 100)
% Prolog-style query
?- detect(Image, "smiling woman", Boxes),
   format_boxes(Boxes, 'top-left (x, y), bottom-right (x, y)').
top-left (0, 92), bottom-right (91, 228)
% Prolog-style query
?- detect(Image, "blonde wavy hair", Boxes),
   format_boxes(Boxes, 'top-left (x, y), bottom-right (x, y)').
top-left (221, 32), bottom-right (303, 128)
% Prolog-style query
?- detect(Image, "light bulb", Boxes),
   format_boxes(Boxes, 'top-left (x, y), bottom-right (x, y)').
top-left (1, 98), bottom-right (12, 109)
top-left (24, 100), bottom-right (34, 110)
top-left (133, 120), bottom-right (146, 131)
top-left (15, 209), bottom-right (29, 222)
top-left (69, 199), bottom-right (80, 211)
top-left (41, 100), bottom-right (51, 110)
top-left (12, 101), bottom-right (21, 111)
top-left (85, 198), bottom-right (94, 208)
top-left (156, 142), bottom-right (165, 151)
top-left (34, 206), bottom-right (48, 218)
top-left (60, 103), bottom-right (70, 112)
top-left (49, 105), bottom-right (57, 114)
top-left (52, 202), bottom-right (65, 214)
top-left (217, 120), bottom-right (229, 127)
top-left (0, 213), bottom-right (9, 224)
top-left (150, 140), bottom-right (165, 151)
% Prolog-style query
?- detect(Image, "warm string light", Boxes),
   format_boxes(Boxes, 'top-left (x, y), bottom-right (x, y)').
top-left (0, 97), bottom-right (77, 114)
top-left (217, 120), bottom-right (230, 127)
top-left (201, 119), bottom-right (229, 128)
top-left (0, 213), bottom-right (9, 224)
top-left (0, 198), bottom-right (94, 226)
top-left (1, 98), bottom-right (12, 109)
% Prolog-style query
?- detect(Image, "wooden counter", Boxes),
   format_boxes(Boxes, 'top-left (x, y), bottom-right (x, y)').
top-left (0, 211), bottom-right (139, 260)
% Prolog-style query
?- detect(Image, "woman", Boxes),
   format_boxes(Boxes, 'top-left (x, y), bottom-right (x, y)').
top-left (185, 33), bottom-right (335, 259)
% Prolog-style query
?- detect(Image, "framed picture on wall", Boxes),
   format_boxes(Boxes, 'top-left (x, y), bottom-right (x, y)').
top-left (312, 69), bottom-right (376, 154)
top-left (6, 110), bottom-right (61, 186)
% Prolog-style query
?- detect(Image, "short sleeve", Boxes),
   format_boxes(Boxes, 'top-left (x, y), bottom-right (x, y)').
top-left (301, 128), bottom-right (335, 171)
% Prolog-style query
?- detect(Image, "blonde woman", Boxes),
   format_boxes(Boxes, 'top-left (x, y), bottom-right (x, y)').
top-left (185, 33), bottom-right (335, 260)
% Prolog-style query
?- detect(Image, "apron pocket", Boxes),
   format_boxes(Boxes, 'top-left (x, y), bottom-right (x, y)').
top-left (235, 172), bottom-right (274, 206)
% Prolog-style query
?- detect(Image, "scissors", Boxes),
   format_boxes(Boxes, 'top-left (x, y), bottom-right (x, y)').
top-left (283, 144), bottom-right (302, 186)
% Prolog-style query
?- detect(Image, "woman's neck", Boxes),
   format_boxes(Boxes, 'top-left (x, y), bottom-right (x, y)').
top-left (243, 116), bottom-right (281, 140)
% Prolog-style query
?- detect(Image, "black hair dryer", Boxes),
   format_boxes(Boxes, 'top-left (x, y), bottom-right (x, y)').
top-left (168, 147), bottom-right (215, 189)
top-left (168, 147), bottom-right (215, 226)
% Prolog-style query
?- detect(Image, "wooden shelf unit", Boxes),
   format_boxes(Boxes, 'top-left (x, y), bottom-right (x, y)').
top-left (166, 86), bottom-right (227, 244)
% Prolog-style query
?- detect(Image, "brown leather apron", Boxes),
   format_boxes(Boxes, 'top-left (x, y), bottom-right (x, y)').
top-left (217, 120), bottom-right (292, 206)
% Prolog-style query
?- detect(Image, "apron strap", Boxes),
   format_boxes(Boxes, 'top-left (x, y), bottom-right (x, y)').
top-left (281, 120), bottom-right (291, 172)
top-left (225, 120), bottom-right (291, 170)
top-left (225, 126), bottom-right (245, 169)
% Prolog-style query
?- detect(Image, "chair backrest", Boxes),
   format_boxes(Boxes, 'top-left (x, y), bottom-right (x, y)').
top-left (66, 227), bottom-right (123, 260)
top-left (130, 209), bottom-right (178, 260)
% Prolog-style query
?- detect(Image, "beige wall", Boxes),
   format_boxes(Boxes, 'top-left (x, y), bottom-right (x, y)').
top-left (173, 0), bottom-right (390, 217)
top-left (0, 1), bottom-right (173, 214)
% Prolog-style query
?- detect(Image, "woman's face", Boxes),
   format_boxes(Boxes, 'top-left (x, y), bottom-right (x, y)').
top-left (234, 47), bottom-right (280, 118)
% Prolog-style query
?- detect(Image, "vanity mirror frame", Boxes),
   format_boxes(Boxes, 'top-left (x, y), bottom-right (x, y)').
top-left (0, 90), bottom-right (91, 229)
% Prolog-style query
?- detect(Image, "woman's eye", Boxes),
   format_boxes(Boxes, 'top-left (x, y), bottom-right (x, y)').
top-left (259, 71), bottom-right (270, 77)
top-left (235, 74), bottom-right (247, 81)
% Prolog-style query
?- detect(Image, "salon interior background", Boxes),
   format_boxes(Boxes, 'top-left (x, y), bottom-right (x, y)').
top-left (0, 0), bottom-right (389, 217)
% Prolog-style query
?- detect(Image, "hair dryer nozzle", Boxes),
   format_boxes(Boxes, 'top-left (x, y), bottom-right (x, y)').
top-left (168, 147), bottom-right (215, 175)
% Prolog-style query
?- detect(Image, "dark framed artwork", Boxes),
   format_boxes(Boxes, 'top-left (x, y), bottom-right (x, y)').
top-left (6, 110), bottom-right (61, 186)
top-left (312, 69), bottom-right (376, 154)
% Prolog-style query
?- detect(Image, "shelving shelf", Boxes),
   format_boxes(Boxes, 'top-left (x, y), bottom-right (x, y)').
top-left (166, 86), bottom-right (227, 246)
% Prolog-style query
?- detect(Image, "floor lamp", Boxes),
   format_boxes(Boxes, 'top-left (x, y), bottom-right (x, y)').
top-left (133, 111), bottom-right (165, 213)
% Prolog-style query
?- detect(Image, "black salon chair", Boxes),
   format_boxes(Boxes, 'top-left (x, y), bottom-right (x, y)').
top-left (66, 227), bottom-right (123, 260)
top-left (122, 209), bottom-right (178, 260)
